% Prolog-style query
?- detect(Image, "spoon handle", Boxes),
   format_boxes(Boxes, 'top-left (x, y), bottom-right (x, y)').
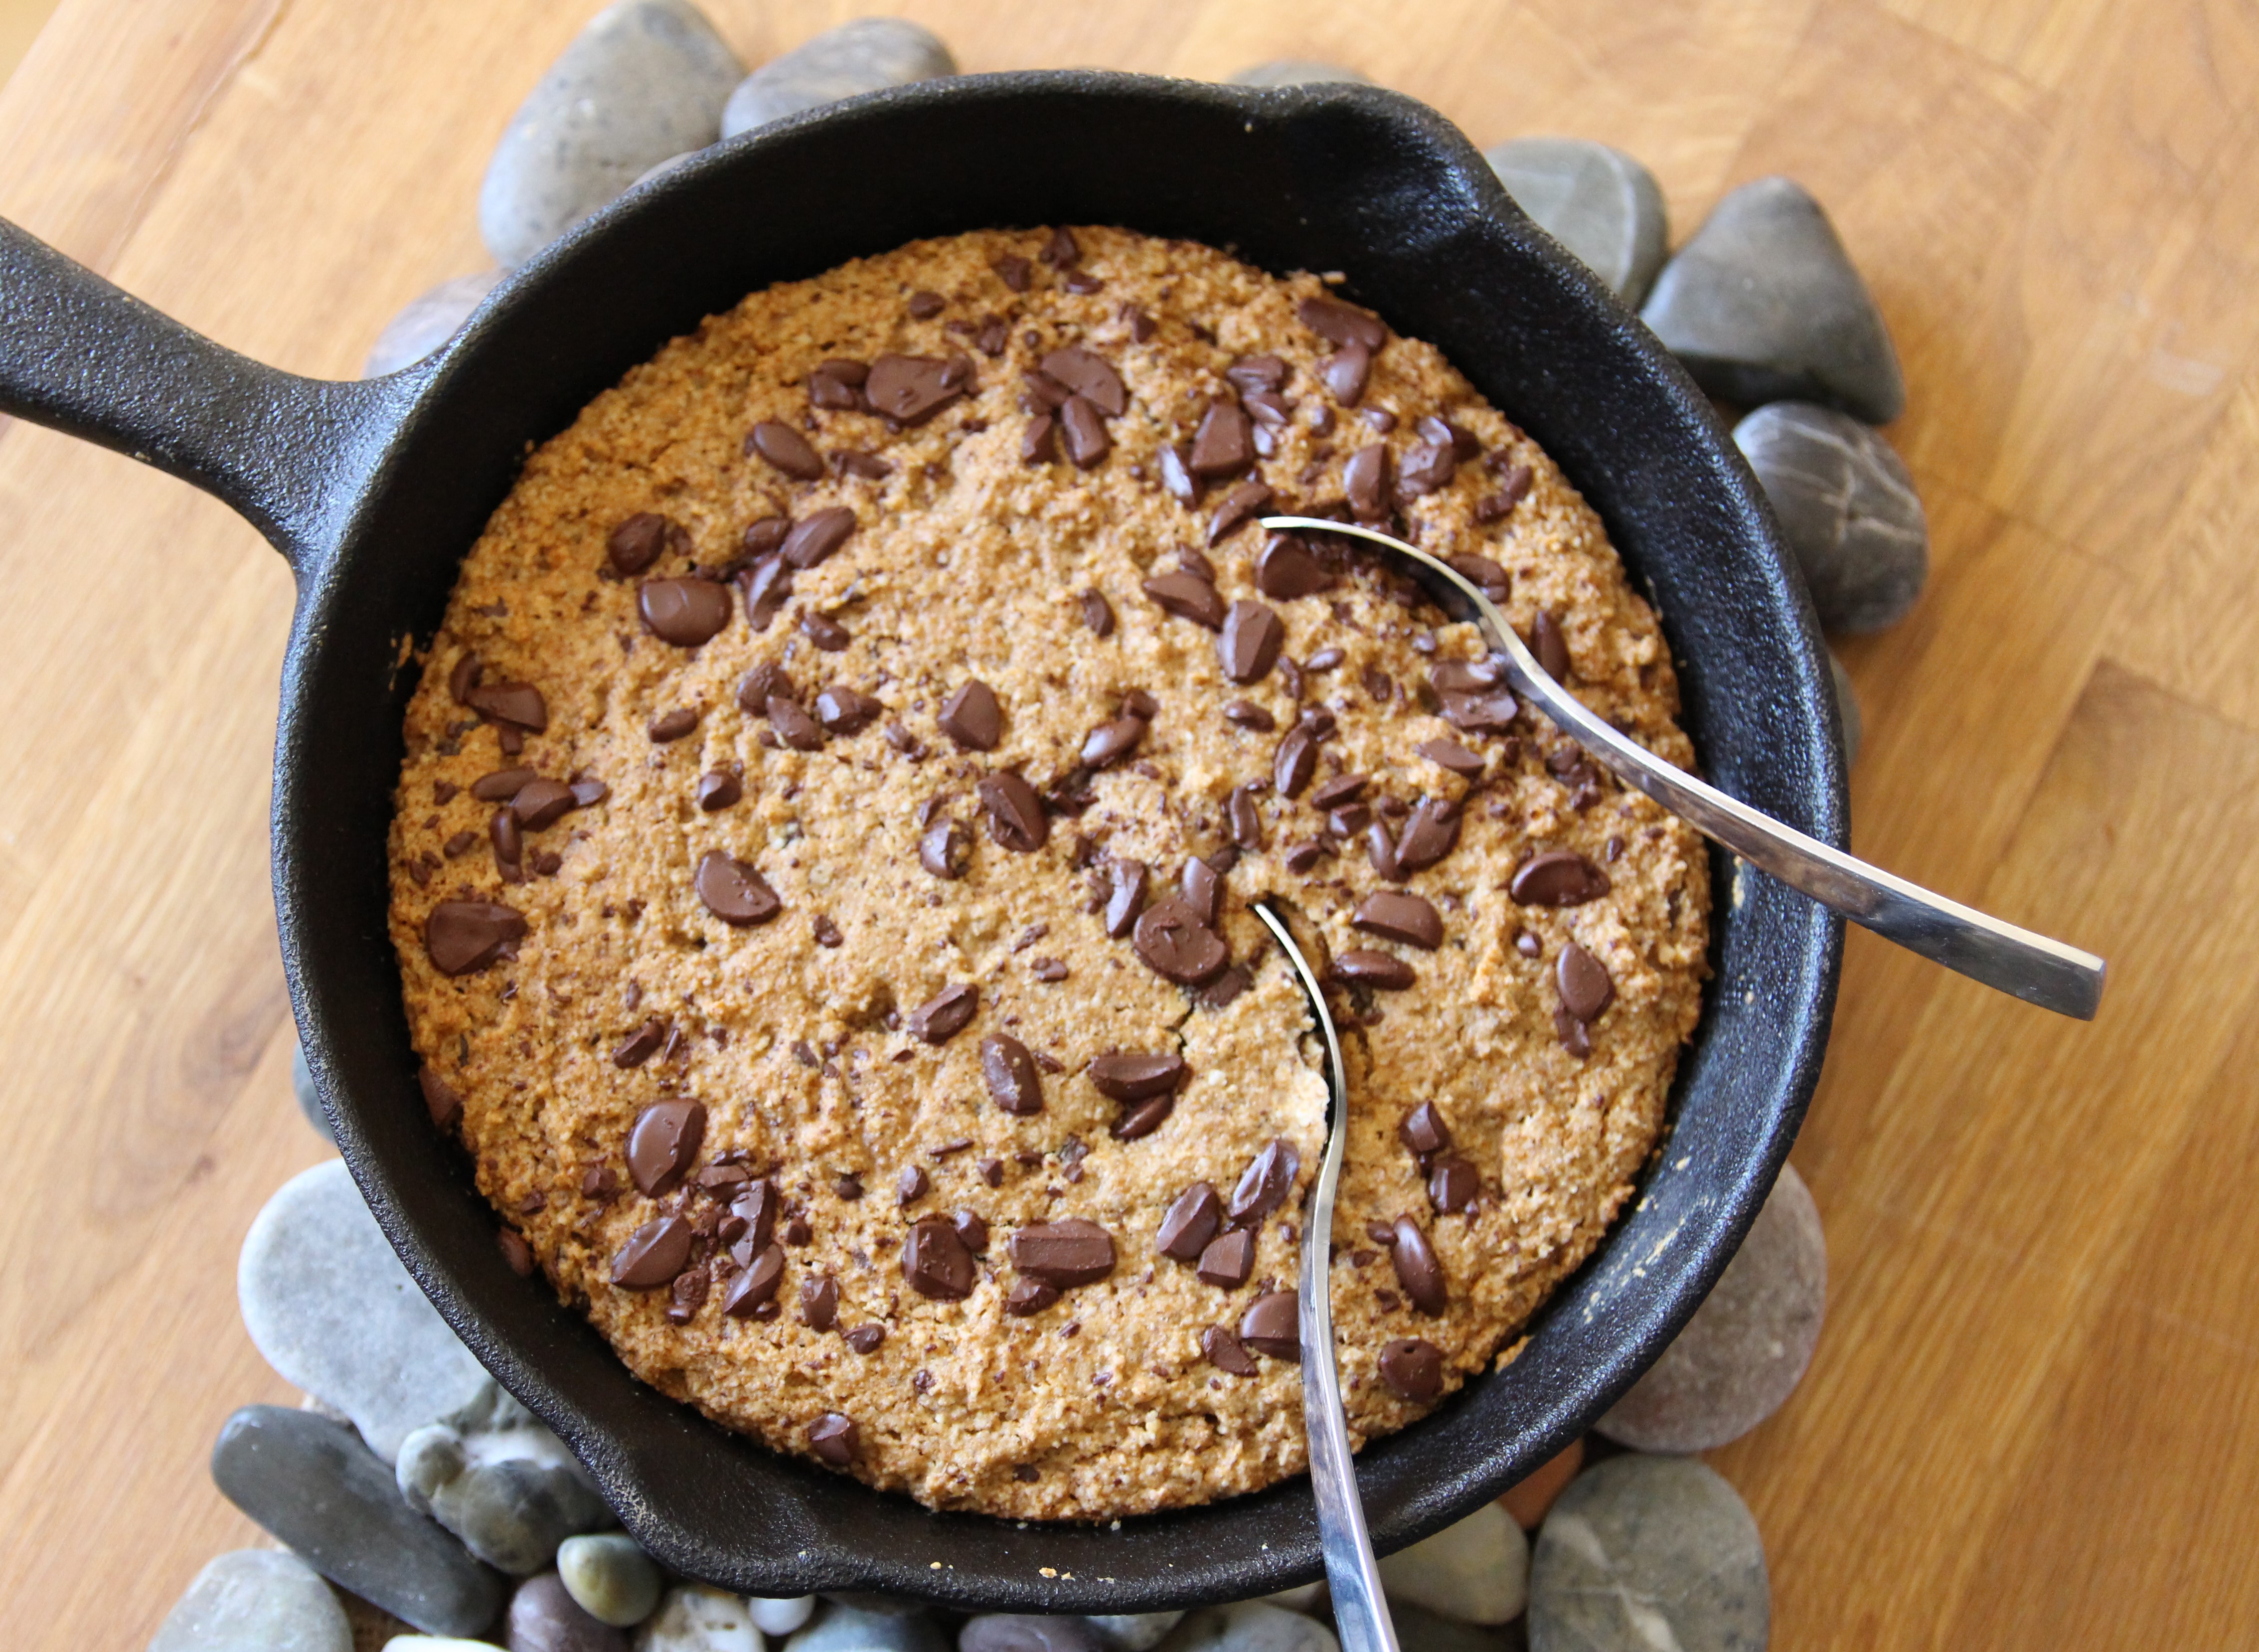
top-left (1261, 517), bottom-right (2108, 1021)
top-left (1251, 904), bottom-right (1401, 1652)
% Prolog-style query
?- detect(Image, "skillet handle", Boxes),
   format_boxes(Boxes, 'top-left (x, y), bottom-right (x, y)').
top-left (0, 216), bottom-right (409, 579)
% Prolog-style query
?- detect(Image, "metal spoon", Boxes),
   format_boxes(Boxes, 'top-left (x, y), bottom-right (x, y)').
top-left (1260, 515), bottom-right (2108, 1020)
top-left (1251, 900), bottom-right (1400, 1652)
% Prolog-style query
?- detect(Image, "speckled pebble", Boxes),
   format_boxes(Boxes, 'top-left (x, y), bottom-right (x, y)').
top-left (1485, 137), bottom-right (1666, 306)
top-left (209, 1405), bottom-right (505, 1638)
top-left (1642, 176), bottom-right (1905, 424)
top-left (1087, 1615), bottom-right (1187, 1651)
top-left (148, 1549), bottom-right (352, 1652)
top-left (552, 1534), bottom-right (660, 1629)
top-left (1599, 1163), bottom-right (1825, 1454)
top-left (480, 0), bottom-right (743, 267)
top-left (1735, 401), bottom-right (1927, 634)
top-left (1155, 1602), bottom-right (1338, 1652)
top-left (720, 17), bottom-right (955, 139)
top-left (1377, 1499), bottom-right (1529, 1625)
top-left (399, 1422), bottom-right (611, 1576)
top-left (959, 1616), bottom-right (1107, 1652)
top-left (633, 1583), bottom-right (757, 1650)
top-left (1827, 651), bottom-right (1862, 768)
top-left (1226, 60), bottom-right (1373, 87)
top-left (383, 1640), bottom-right (503, 1651)
top-left (1528, 1457), bottom-right (1768, 1652)
top-left (239, 1160), bottom-right (497, 1463)
top-left (510, 1571), bottom-right (629, 1652)
top-left (788, 1603), bottom-right (949, 1652)
top-left (291, 1038), bottom-right (334, 1143)
top-left (749, 1598), bottom-right (816, 1636)
top-left (366, 270), bottom-right (506, 377)
top-left (1384, 1603), bottom-right (1521, 1652)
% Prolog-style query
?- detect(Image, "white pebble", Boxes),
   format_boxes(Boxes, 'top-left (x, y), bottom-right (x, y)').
top-left (636, 1583), bottom-right (760, 1650)
top-left (748, 1597), bottom-right (816, 1635)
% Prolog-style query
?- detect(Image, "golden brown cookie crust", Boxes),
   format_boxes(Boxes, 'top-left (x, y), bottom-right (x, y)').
top-left (387, 226), bottom-right (1709, 1520)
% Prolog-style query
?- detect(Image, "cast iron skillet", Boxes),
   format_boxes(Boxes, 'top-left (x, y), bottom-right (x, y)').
top-left (0, 72), bottom-right (1842, 1611)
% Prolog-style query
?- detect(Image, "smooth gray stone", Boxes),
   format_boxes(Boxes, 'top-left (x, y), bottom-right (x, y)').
top-left (1155, 1603), bottom-right (1337, 1652)
top-left (366, 270), bottom-right (505, 377)
top-left (721, 18), bottom-right (955, 139)
top-left (148, 1548), bottom-right (352, 1652)
top-left (1226, 60), bottom-right (1373, 87)
top-left (960, 1616), bottom-right (1107, 1652)
top-left (509, 1571), bottom-right (628, 1652)
top-left (556, 1533), bottom-right (661, 1628)
top-left (789, 1603), bottom-right (949, 1652)
top-left (1599, 1163), bottom-right (1826, 1455)
top-left (636, 1584), bottom-right (758, 1649)
top-left (480, 0), bottom-right (743, 267)
top-left (398, 1423), bottom-right (611, 1577)
top-left (1384, 1603), bottom-right (1521, 1652)
top-left (1377, 1499), bottom-right (1528, 1625)
top-left (1528, 1456), bottom-right (1767, 1652)
top-left (1734, 400), bottom-right (1927, 633)
top-left (291, 1038), bottom-right (334, 1143)
top-left (1087, 1615), bottom-right (1185, 1651)
top-left (1827, 650), bottom-right (1862, 769)
top-left (210, 1405), bottom-right (505, 1638)
top-left (1641, 175), bottom-right (1905, 424)
top-left (1486, 137), bottom-right (1667, 307)
top-left (240, 1159), bottom-right (497, 1463)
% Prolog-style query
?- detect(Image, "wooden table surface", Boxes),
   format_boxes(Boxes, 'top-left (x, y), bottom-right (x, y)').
top-left (3, 1), bottom-right (2254, 1646)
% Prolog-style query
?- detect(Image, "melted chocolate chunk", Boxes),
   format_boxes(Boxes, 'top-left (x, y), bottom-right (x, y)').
top-left (866, 353), bottom-right (973, 424)
top-left (693, 850), bottom-right (781, 925)
top-left (908, 983), bottom-right (978, 1045)
top-left (466, 681), bottom-right (548, 731)
top-left (1416, 737), bottom-right (1485, 777)
top-left (1379, 1336), bottom-right (1444, 1401)
top-left (903, 1216), bottom-right (977, 1300)
top-left (800, 1274), bottom-right (839, 1330)
top-left (1081, 589), bottom-right (1115, 636)
top-left (1558, 941), bottom-right (1615, 1023)
top-left (1219, 601), bottom-right (1285, 684)
top-left (814, 685), bottom-right (882, 734)
top-left (1429, 1155), bottom-right (1479, 1213)
top-left (1447, 553), bottom-right (1510, 600)
top-left (749, 421), bottom-right (825, 480)
top-left (809, 1412), bottom-right (858, 1465)
top-left (608, 511), bottom-right (685, 575)
top-left (1390, 1216), bottom-right (1448, 1314)
top-left (1322, 341), bottom-right (1372, 405)
top-left (722, 1244), bottom-right (785, 1317)
top-left (419, 1065), bottom-right (462, 1132)
top-left (1344, 444), bottom-right (1389, 519)
top-left (1394, 798), bottom-right (1461, 871)
top-left (1228, 1138), bottom-right (1301, 1227)
top-left (1228, 783), bottom-right (1265, 850)
top-left (639, 578), bottom-right (733, 647)
top-left (1087, 1050), bottom-right (1188, 1102)
top-left (1351, 891), bottom-right (1443, 949)
top-left (1207, 479), bottom-right (1272, 544)
top-left (610, 1216), bottom-right (692, 1289)
top-left (1142, 571), bottom-right (1226, 630)
top-left (1203, 1324), bottom-right (1259, 1375)
top-left (1398, 439), bottom-right (1457, 496)
top-left (1274, 726), bottom-right (1317, 798)
top-left (1040, 346), bottom-right (1127, 416)
top-left (647, 709), bottom-right (698, 744)
top-left (1081, 714), bottom-right (1146, 768)
top-left (1255, 534), bottom-right (1332, 599)
top-left (1224, 700), bottom-right (1277, 732)
top-left (1111, 1092), bottom-right (1176, 1140)
top-left (1298, 295), bottom-right (1387, 351)
top-left (628, 1099), bottom-right (706, 1197)
top-left (938, 679), bottom-right (1002, 750)
top-left (1509, 849), bottom-right (1612, 906)
top-left (696, 771), bottom-right (742, 812)
top-left (424, 899), bottom-right (526, 976)
top-left (1197, 1227), bottom-right (1255, 1289)
top-left (981, 1033), bottom-right (1044, 1115)
top-left (1157, 1181), bottom-right (1222, 1262)
top-left (612, 1017), bottom-right (667, 1068)
top-left (919, 819), bottom-right (970, 880)
top-left (976, 771), bottom-right (1048, 852)
top-left (1009, 1219), bottom-right (1117, 1287)
top-left (1399, 1101), bottom-right (1451, 1157)
top-left (782, 506), bottom-right (856, 570)
top-left (1007, 1279), bottom-right (1059, 1317)
top-left (1240, 1290), bottom-right (1300, 1360)
top-left (1060, 396), bottom-right (1111, 468)
top-left (1104, 857), bottom-right (1149, 938)
top-left (1181, 855), bottom-right (1222, 926)
top-left (1187, 400), bottom-right (1254, 477)
top-left (1533, 609), bottom-right (1572, 681)
top-left (1132, 897), bottom-right (1228, 986)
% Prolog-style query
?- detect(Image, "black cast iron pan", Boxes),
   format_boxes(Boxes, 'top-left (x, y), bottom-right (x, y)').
top-left (0, 72), bottom-right (1842, 1611)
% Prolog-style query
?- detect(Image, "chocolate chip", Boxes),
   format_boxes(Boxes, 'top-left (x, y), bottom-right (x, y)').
top-left (1103, 858), bottom-right (1148, 937)
top-left (919, 819), bottom-right (970, 879)
top-left (1321, 341), bottom-right (1371, 405)
top-left (1363, 407), bottom-right (1399, 434)
top-left (1031, 957), bottom-right (1067, 982)
top-left (1040, 346), bottom-right (1127, 416)
top-left (1299, 295), bottom-right (1387, 351)
top-left (738, 555), bottom-right (793, 630)
top-left (1229, 1139), bottom-right (1301, 1226)
top-left (800, 1274), bottom-right (839, 1330)
top-left (1040, 226), bottom-right (1080, 266)
top-left (1228, 783), bottom-right (1265, 850)
top-left (493, 1227), bottom-right (534, 1277)
top-left (938, 680), bottom-right (1002, 750)
top-left (1443, 689), bottom-right (1519, 735)
top-left (1021, 414), bottom-right (1057, 464)
top-left (1390, 1216), bottom-right (1448, 1314)
top-left (742, 516), bottom-right (791, 559)
top-left (448, 652), bottom-right (483, 704)
top-left (782, 505), bottom-right (857, 570)
top-left (808, 1412), bottom-right (858, 1465)
top-left (811, 913), bottom-right (843, 949)
top-left (1059, 395), bottom-right (1111, 468)
top-left (1283, 840), bottom-right (1325, 873)
top-left (1132, 897), bottom-right (1228, 986)
top-left (982, 1034), bottom-right (1043, 1115)
top-left (866, 353), bottom-right (973, 425)
top-left (1379, 1337), bottom-right (1444, 1401)
top-left (906, 288), bottom-right (945, 319)
top-left (1366, 820), bottom-right (1401, 880)
top-left (1431, 659), bottom-right (1503, 694)
top-left (1344, 444), bottom-right (1389, 519)
top-left (1188, 400), bottom-right (1253, 478)
top-left (1125, 305), bottom-right (1157, 342)
top-left (1447, 553), bottom-right (1511, 600)
top-left (903, 1215), bottom-right (977, 1300)
top-left (814, 684), bottom-right (882, 734)
top-left (696, 771), bottom-right (742, 812)
top-left (1192, 1227), bottom-right (1254, 1290)
top-left (1182, 856), bottom-right (1222, 926)
top-left (748, 421), bottom-right (825, 480)
top-left (1395, 798), bottom-right (1461, 871)
top-left (419, 1064), bottom-right (462, 1131)
top-left (1558, 942), bottom-right (1614, 1023)
top-left (1533, 609), bottom-right (1572, 681)
top-left (627, 1099), bottom-right (705, 1197)
top-left (739, 663), bottom-right (797, 721)
top-left (1157, 1181), bottom-right (1222, 1262)
top-left (1274, 726), bottom-right (1317, 798)
top-left (1088, 1050), bottom-right (1188, 1102)
top-left (1247, 539), bottom-right (1324, 605)
top-left (639, 578), bottom-right (733, 647)
top-left (610, 1217), bottom-right (693, 1290)
top-left (693, 850), bottom-right (781, 926)
top-left (1224, 354), bottom-right (1287, 394)
top-left (1240, 1290), bottom-right (1300, 1359)
top-left (608, 511), bottom-right (683, 575)
top-left (1157, 444), bottom-right (1198, 505)
top-left (722, 1243), bottom-right (786, 1316)
top-left (1208, 479), bottom-right (1273, 544)
top-left (1111, 1092), bottom-right (1176, 1140)
top-left (951, 1209), bottom-right (990, 1254)
top-left (465, 681), bottom-right (548, 731)
top-left (612, 1018), bottom-right (667, 1068)
top-left (1510, 849), bottom-right (1612, 906)
top-left (1224, 700), bottom-right (1276, 732)
top-left (800, 611), bottom-right (850, 653)
top-left (908, 983), bottom-right (977, 1045)
top-left (1007, 1279), bottom-right (1058, 1316)
top-left (1399, 1102), bottom-right (1451, 1158)
top-left (1010, 1219), bottom-right (1117, 1287)
top-left (424, 899), bottom-right (527, 976)
top-left (1429, 1156), bottom-right (1479, 1213)
top-left (1141, 570), bottom-right (1225, 630)
top-left (1352, 891), bottom-right (1443, 949)
top-left (647, 706), bottom-right (701, 745)
top-left (994, 254), bottom-right (1031, 292)
top-left (1307, 774), bottom-right (1366, 813)
top-left (1203, 1324), bottom-right (1258, 1375)
top-left (1213, 600), bottom-right (1286, 685)
top-left (1081, 589), bottom-right (1115, 636)
top-left (1416, 737), bottom-right (1485, 777)
top-left (1081, 714), bottom-right (1145, 768)
top-left (468, 768), bottom-right (533, 805)
top-left (511, 778), bottom-right (577, 831)
top-left (1398, 439), bottom-right (1457, 496)
top-left (970, 771), bottom-right (1045, 853)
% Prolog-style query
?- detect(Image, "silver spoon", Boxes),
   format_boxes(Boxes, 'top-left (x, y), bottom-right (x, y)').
top-left (1251, 900), bottom-right (1400, 1652)
top-left (1260, 515), bottom-right (2108, 1020)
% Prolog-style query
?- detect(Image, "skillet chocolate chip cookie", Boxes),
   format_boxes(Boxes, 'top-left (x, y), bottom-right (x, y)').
top-left (388, 225), bottom-right (1709, 1519)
